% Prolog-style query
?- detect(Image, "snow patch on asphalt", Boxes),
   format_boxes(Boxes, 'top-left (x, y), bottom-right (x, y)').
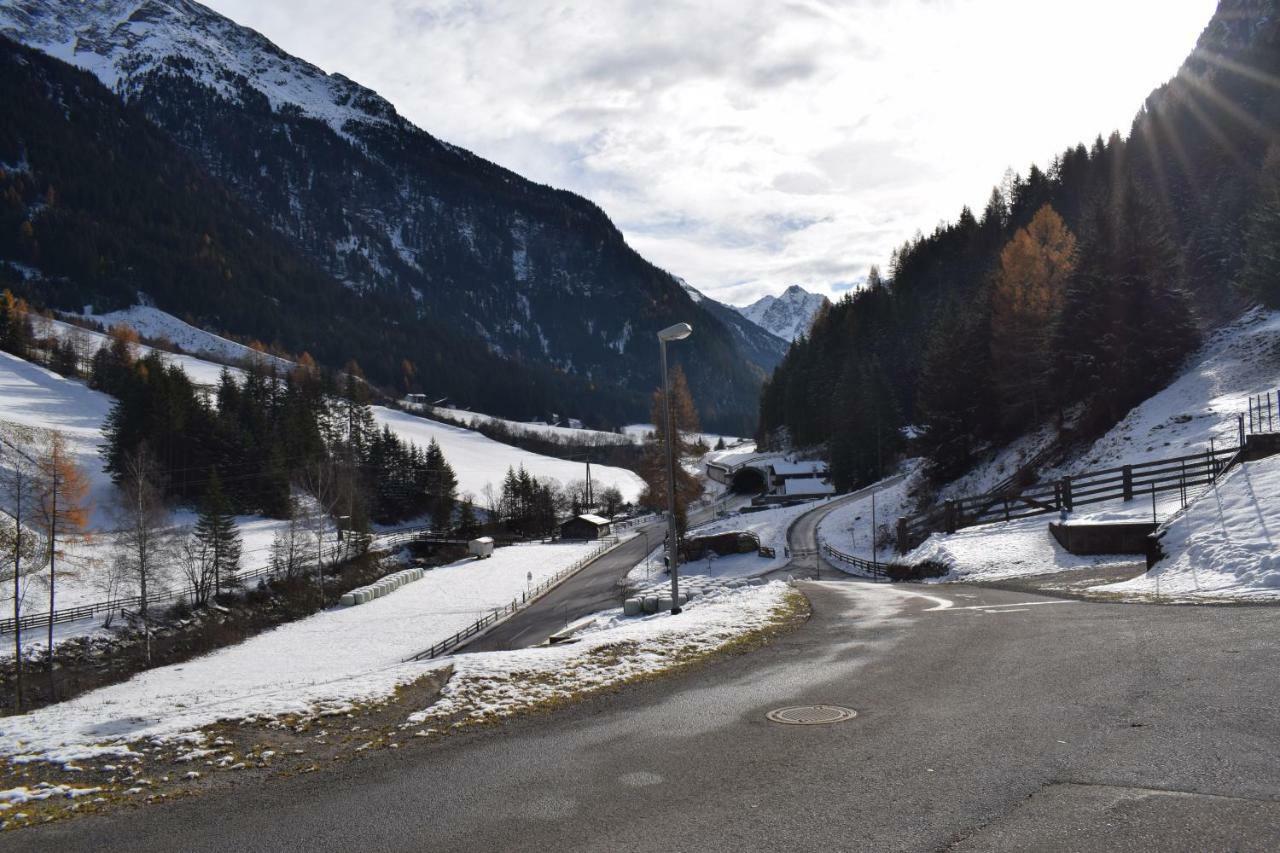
top-left (412, 581), bottom-right (798, 725)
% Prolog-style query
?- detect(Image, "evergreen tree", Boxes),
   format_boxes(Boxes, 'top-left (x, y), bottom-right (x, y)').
top-left (829, 357), bottom-right (901, 491)
top-left (455, 499), bottom-right (480, 538)
top-left (1056, 183), bottom-right (1198, 427)
top-left (1237, 145), bottom-right (1280, 307)
top-left (916, 305), bottom-right (996, 479)
top-left (193, 470), bottom-right (242, 596)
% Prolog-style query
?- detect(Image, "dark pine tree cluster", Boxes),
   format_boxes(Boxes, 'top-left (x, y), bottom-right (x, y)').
top-left (91, 334), bottom-right (457, 527)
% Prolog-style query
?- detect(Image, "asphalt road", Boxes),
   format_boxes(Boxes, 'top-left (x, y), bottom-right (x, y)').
top-left (465, 503), bottom-right (724, 652)
top-left (464, 522), bottom-right (665, 652)
top-left (9, 496), bottom-right (1280, 851)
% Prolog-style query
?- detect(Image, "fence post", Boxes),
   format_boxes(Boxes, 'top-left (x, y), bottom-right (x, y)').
top-left (896, 517), bottom-right (908, 555)
top-left (1122, 465), bottom-right (1133, 502)
top-left (1003, 495), bottom-right (1010, 522)
top-left (1239, 413), bottom-right (1246, 447)
top-left (944, 500), bottom-right (957, 534)
top-left (1061, 477), bottom-right (1073, 513)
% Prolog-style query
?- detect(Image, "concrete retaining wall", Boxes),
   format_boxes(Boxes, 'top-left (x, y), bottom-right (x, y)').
top-left (1048, 521), bottom-right (1157, 555)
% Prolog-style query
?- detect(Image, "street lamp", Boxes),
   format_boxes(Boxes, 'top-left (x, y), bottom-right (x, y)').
top-left (658, 322), bottom-right (692, 614)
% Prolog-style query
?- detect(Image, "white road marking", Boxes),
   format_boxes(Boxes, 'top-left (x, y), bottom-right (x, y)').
top-left (949, 601), bottom-right (1073, 611)
top-left (890, 589), bottom-right (955, 611)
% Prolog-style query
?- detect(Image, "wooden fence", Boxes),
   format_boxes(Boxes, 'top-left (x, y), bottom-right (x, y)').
top-left (895, 444), bottom-right (1241, 554)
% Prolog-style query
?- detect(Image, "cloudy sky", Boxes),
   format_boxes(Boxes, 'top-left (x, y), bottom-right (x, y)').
top-left (208, 0), bottom-right (1216, 306)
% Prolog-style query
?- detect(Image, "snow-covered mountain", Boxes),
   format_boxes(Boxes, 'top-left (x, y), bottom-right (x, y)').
top-left (676, 278), bottom-right (788, 369)
top-left (0, 0), bottom-right (775, 432)
top-left (735, 285), bottom-right (830, 343)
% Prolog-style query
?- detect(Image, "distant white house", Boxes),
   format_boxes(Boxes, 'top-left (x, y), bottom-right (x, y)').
top-left (781, 477), bottom-right (836, 497)
top-left (768, 460), bottom-right (828, 490)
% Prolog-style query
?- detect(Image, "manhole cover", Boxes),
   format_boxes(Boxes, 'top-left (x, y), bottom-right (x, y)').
top-left (766, 705), bottom-right (857, 725)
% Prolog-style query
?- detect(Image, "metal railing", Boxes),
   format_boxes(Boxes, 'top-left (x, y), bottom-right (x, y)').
top-left (406, 535), bottom-right (627, 661)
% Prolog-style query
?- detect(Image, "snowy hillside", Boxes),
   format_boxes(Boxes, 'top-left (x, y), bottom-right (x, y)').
top-left (374, 408), bottom-right (643, 502)
top-left (1101, 454), bottom-right (1280, 600)
top-left (895, 309), bottom-right (1280, 596)
top-left (735, 285), bottom-right (830, 343)
top-left (78, 305), bottom-right (292, 373)
top-left (0, 350), bottom-right (115, 528)
top-left (1050, 308), bottom-right (1280, 474)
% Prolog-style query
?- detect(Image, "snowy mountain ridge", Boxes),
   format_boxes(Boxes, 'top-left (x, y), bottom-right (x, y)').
top-left (0, 1), bottom-right (776, 431)
top-left (0, 0), bottom-right (402, 141)
top-left (735, 285), bottom-right (830, 343)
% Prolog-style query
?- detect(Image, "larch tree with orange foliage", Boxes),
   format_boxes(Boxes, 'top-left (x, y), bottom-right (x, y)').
top-left (638, 365), bottom-right (703, 536)
top-left (36, 431), bottom-right (90, 691)
top-left (990, 204), bottom-right (1077, 426)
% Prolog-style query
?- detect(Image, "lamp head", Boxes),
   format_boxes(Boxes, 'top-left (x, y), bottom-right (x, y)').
top-left (658, 322), bottom-right (693, 342)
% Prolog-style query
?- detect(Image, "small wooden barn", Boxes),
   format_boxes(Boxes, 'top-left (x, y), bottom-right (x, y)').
top-left (559, 513), bottom-right (612, 540)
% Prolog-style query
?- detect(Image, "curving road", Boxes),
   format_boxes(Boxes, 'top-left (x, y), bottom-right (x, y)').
top-left (8, 486), bottom-right (1280, 851)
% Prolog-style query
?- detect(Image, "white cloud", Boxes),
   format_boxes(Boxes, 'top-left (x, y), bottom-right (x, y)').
top-left (207, 0), bottom-right (1217, 304)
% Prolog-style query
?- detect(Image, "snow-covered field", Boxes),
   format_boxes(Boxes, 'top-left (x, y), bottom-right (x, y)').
top-left (1099, 455), bottom-right (1280, 601)
top-left (623, 424), bottom-right (743, 449)
top-left (430, 406), bottom-right (633, 445)
top-left (0, 542), bottom-right (603, 762)
top-left (34, 314), bottom-right (253, 389)
top-left (374, 407), bottom-right (643, 503)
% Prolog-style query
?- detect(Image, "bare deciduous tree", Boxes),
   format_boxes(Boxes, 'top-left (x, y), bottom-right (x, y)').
top-left (269, 496), bottom-right (309, 580)
top-left (178, 530), bottom-right (214, 608)
top-left (114, 445), bottom-right (172, 663)
top-left (0, 434), bottom-right (48, 712)
top-left (298, 462), bottom-right (340, 605)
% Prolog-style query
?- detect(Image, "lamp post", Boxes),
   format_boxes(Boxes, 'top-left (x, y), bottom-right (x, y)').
top-left (658, 322), bottom-right (693, 614)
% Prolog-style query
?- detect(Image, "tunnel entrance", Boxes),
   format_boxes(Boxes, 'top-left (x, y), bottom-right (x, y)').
top-left (731, 466), bottom-right (767, 494)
